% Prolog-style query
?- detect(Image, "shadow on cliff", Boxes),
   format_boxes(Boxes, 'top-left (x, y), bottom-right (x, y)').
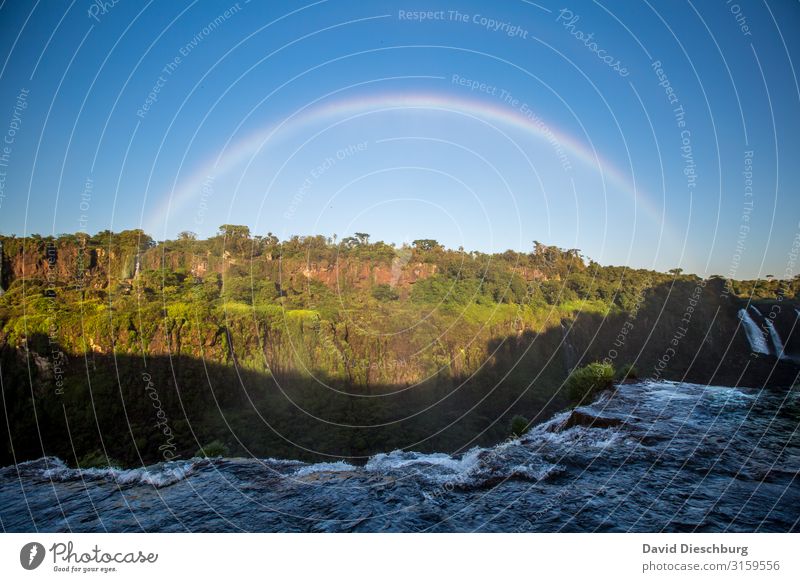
top-left (0, 329), bottom-right (572, 469)
top-left (1, 278), bottom-right (797, 468)
top-left (552, 277), bottom-right (800, 388)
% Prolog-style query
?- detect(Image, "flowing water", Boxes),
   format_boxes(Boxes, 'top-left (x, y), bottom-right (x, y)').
top-left (739, 309), bottom-right (769, 355)
top-left (1, 381), bottom-right (798, 532)
top-left (763, 317), bottom-right (788, 360)
top-left (738, 308), bottom-right (771, 355)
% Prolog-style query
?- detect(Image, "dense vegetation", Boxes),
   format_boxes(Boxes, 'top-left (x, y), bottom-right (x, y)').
top-left (0, 226), bottom-right (797, 468)
top-left (564, 362), bottom-right (616, 403)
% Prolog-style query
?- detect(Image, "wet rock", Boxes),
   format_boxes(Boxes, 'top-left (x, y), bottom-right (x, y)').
top-left (551, 408), bottom-right (625, 432)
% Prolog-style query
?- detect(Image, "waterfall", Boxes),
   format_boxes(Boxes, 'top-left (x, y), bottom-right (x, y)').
top-left (762, 317), bottom-right (787, 360)
top-left (738, 309), bottom-right (770, 355)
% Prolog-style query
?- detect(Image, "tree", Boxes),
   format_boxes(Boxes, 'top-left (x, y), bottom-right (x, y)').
top-left (565, 273), bottom-right (595, 299)
top-left (341, 236), bottom-right (359, 248)
top-left (218, 224), bottom-right (251, 239)
top-left (539, 280), bottom-right (576, 305)
top-left (177, 231), bottom-right (197, 241)
top-left (354, 232), bottom-right (370, 245)
top-left (412, 239), bottom-right (440, 251)
top-left (116, 229), bottom-right (154, 251)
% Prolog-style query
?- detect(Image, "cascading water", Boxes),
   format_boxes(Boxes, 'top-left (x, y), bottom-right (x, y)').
top-left (762, 317), bottom-right (787, 360)
top-left (738, 308), bottom-right (770, 355)
top-left (2, 381), bottom-right (798, 532)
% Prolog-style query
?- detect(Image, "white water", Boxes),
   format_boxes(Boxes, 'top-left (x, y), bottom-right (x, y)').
top-left (292, 460), bottom-right (356, 477)
top-left (41, 458), bottom-right (204, 488)
top-left (763, 317), bottom-right (787, 360)
top-left (365, 448), bottom-right (486, 474)
top-left (738, 309), bottom-right (771, 355)
top-left (4, 381), bottom-right (799, 533)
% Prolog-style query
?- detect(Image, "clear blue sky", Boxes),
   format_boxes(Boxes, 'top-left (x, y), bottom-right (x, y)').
top-left (0, 0), bottom-right (798, 278)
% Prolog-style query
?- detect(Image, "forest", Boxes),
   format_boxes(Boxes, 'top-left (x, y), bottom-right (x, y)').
top-left (1, 226), bottom-right (797, 467)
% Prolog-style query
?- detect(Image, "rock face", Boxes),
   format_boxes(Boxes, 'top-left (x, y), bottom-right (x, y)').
top-left (300, 260), bottom-right (437, 291)
top-left (511, 266), bottom-right (548, 281)
top-left (1, 235), bottom-right (798, 392)
top-left (1, 234), bottom-right (799, 468)
top-left (561, 279), bottom-right (800, 388)
top-left (0, 237), bottom-right (438, 295)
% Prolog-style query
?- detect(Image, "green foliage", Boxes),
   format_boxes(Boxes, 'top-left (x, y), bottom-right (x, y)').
top-left (539, 280), bottom-right (576, 305)
top-left (565, 362), bottom-right (615, 404)
top-left (195, 440), bottom-right (229, 458)
top-left (412, 239), bottom-right (441, 251)
top-left (218, 224), bottom-right (251, 239)
top-left (725, 275), bottom-right (800, 301)
top-left (339, 233), bottom-right (373, 247)
top-left (616, 363), bottom-right (638, 381)
top-left (77, 450), bottom-right (121, 468)
top-left (2, 228), bottom-right (796, 468)
top-left (372, 284), bottom-right (400, 302)
top-left (221, 269), bottom-right (255, 303)
top-left (139, 268), bottom-right (182, 296)
top-left (510, 415), bottom-right (530, 437)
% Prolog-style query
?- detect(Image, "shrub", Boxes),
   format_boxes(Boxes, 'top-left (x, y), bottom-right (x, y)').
top-left (371, 283), bottom-right (399, 302)
top-left (616, 363), bottom-right (638, 381)
top-left (510, 415), bottom-right (530, 437)
top-left (565, 362), bottom-right (615, 404)
top-left (195, 440), bottom-right (229, 458)
top-left (77, 450), bottom-right (121, 468)
top-left (539, 280), bottom-right (577, 305)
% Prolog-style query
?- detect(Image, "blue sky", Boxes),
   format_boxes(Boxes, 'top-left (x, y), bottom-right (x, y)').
top-left (0, 0), bottom-right (798, 278)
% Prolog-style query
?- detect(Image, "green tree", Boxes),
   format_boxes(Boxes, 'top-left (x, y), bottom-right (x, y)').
top-left (218, 224), bottom-right (251, 239)
top-left (412, 239), bottom-right (441, 251)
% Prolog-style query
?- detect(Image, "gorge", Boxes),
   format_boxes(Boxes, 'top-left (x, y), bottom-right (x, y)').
top-left (0, 228), bottom-right (798, 469)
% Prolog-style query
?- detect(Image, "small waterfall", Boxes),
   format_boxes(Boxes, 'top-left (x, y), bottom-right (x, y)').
top-left (762, 317), bottom-right (787, 360)
top-left (738, 309), bottom-right (770, 355)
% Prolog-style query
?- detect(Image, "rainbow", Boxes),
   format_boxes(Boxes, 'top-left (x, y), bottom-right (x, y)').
top-left (147, 91), bottom-right (667, 240)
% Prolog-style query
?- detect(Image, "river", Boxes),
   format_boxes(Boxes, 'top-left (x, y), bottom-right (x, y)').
top-left (1, 381), bottom-right (798, 532)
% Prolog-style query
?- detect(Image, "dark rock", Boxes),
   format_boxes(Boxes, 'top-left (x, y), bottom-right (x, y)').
top-left (551, 408), bottom-right (625, 432)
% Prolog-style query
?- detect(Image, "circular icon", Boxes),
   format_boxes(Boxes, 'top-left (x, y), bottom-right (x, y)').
top-left (20, 542), bottom-right (46, 570)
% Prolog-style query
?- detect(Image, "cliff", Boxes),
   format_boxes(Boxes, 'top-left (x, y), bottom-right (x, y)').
top-left (0, 230), bottom-right (797, 467)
